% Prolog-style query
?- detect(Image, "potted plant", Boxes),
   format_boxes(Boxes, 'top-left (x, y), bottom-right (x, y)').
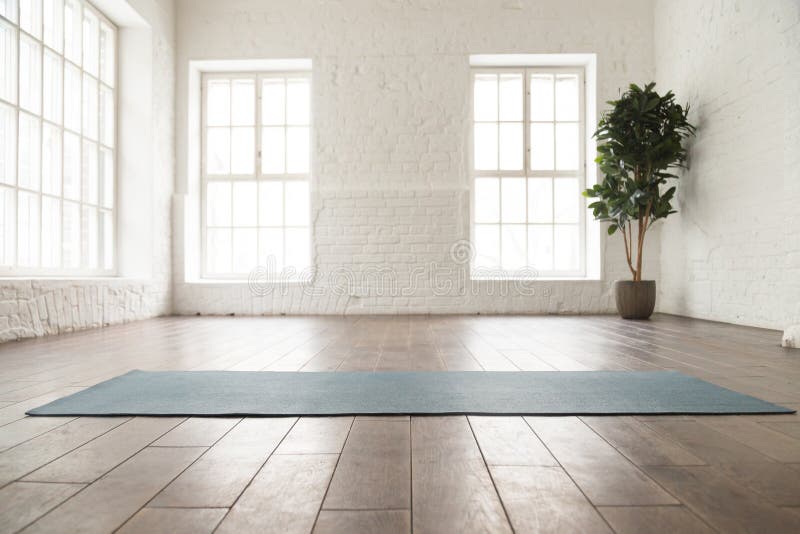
top-left (584, 83), bottom-right (696, 319)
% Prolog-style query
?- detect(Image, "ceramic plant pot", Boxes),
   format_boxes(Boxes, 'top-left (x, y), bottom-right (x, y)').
top-left (614, 280), bottom-right (656, 320)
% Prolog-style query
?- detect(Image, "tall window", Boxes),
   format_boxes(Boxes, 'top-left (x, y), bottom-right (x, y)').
top-left (0, 0), bottom-right (116, 275)
top-left (472, 68), bottom-right (585, 277)
top-left (202, 73), bottom-right (311, 279)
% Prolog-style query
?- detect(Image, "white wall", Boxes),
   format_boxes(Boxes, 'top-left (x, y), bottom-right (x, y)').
top-left (655, 0), bottom-right (800, 330)
top-left (0, 0), bottom-right (175, 341)
top-left (173, 0), bottom-right (657, 315)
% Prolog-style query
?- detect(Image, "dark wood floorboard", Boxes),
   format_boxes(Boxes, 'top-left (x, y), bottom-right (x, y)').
top-left (0, 314), bottom-right (795, 533)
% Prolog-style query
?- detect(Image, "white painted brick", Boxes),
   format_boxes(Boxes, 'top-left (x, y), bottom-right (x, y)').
top-left (174, 0), bottom-right (664, 317)
top-left (655, 0), bottom-right (800, 330)
top-left (0, 0), bottom-right (175, 343)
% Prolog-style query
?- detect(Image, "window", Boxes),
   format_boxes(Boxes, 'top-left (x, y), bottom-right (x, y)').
top-left (0, 0), bottom-right (116, 275)
top-left (202, 72), bottom-right (311, 279)
top-left (471, 67), bottom-right (585, 277)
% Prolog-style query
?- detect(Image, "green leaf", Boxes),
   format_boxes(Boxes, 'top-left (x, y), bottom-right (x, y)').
top-left (586, 81), bottom-right (696, 250)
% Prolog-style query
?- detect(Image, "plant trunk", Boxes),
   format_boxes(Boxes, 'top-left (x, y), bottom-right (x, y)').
top-left (635, 214), bottom-right (645, 281)
top-left (635, 224), bottom-right (644, 281)
top-left (623, 214), bottom-right (648, 282)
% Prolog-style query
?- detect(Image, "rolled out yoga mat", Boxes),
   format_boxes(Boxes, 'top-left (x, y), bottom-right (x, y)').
top-left (27, 370), bottom-right (794, 417)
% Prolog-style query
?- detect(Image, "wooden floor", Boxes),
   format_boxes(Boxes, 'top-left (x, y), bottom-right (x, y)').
top-left (0, 314), bottom-right (798, 533)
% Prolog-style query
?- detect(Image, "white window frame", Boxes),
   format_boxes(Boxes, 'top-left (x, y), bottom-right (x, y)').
top-left (200, 71), bottom-right (312, 280)
top-left (0, 0), bottom-right (117, 277)
top-left (470, 66), bottom-right (586, 279)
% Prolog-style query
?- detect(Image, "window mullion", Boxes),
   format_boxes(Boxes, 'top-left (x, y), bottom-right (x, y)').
top-left (255, 74), bottom-right (261, 269)
top-left (14, 13), bottom-right (20, 268)
top-left (523, 69), bottom-right (529, 269)
top-left (37, 12), bottom-right (43, 269)
top-left (228, 77), bottom-right (234, 272)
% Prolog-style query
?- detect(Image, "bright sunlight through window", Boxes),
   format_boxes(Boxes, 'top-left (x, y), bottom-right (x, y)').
top-left (472, 68), bottom-right (585, 277)
top-left (0, 0), bottom-right (116, 274)
top-left (202, 72), bottom-right (311, 279)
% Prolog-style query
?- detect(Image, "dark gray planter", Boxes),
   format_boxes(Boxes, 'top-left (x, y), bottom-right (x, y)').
top-left (614, 280), bottom-right (656, 319)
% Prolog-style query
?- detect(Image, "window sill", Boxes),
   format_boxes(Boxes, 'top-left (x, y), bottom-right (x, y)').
top-left (0, 276), bottom-right (147, 283)
top-left (183, 279), bottom-right (310, 286)
top-left (470, 276), bottom-right (602, 282)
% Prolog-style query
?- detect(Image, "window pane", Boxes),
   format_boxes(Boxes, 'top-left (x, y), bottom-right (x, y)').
top-left (530, 123), bottom-right (554, 171)
top-left (82, 9), bottom-right (98, 76)
top-left (284, 180), bottom-right (308, 226)
top-left (474, 177), bottom-right (499, 224)
top-left (284, 227), bottom-right (309, 272)
top-left (261, 78), bottom-right (285, 126)
top-left (498, 73), bottom-right (522, 121)
top-left (41, 195), bottom-right (60, 268)
top-left (42, 123), bottom-right (61, 195)
top-left (19, 36), bottom-right (41, 114)
top-left (206, 79), bottom-right (230, 126)
top-left (206, 181), bottom-right (231, 227)
top-left (232, 181), bottom-right (257, 226)
top-left (63, 0), bottom-right (81, 64)
top-left (258, 227), bottom-right (282, 272)
top-left (101, 209), bottom-right (112, 269)
top-left (230, 127), bottom-right (254, 174)
top-left (286, 78), bottom-right (309, 125)
top-left (528, 225), bottom-right (553, 271)
top-left (83, 74), bottom-right (98, 140)
top-left (0, 185), bottom-right (15, 265)
top-left (43, 0), bottom-right (63, 52)
top-left (498, 122), bottom-right (522, 171)
top-left (501, 225), bottom-right (526, 271)
top-left (473, 74), bottom-right (497, 122)
top-left (206, 127), bottom-right (230, 174)
top-left (43, 51), bottom-right (62, 124)
top-left (99, 147), bottom-right (113, 208)
top-left (62, 200), bottom-right (80, 268)
top-left (81, 141), bottom-right (97, 204)
top-left (530, 74), bottom-right (553, 121)
top-left (232, 228), bottom-right (256, 273)
top-left (555, 74), bottom-right (579, 121)
top-left (0, 0), bottom-right (18, 22)
top-left (554, 178), bottom-right (579, 223)
top-left (82, 205), bottom-right (97, 268)
top-left (261, 127), bottom-right (285, 174)
top-left (474, 123), bottom-right (497, 171)
top-left (20, 0), bottom-right (42, 38)
top-left (474, 224), bottom-right (500, 271)
top-left (286, 126), bottom-right (309, 173)
top-left (99, 23), bottom-right (114, 86)
top-left (231, 78), bottom-right (254, 126)
top-left (555, 122), bottom-right (579, 170)
top-left (206, 228), bottom-right (231, 274)
top-left (258, 181), bottom-right (282, 226)
top-left (99, 85), bottom-right (114, 146)
top-left (63, 131), bottom-right (80, 199)
top-left (554, 224), bottom-right (579, 271)
top-left (527, 178), bottom-right (552, 223)
top-left (18, 191), bottom-right (39, 267)
top-left (18, 113), bottom-right (40, 191)
top-left (501, 177), bottom-right (525, 223)
top-left (0, 103), bottom-right (15, 185)
top-left (64, 63), bottom-right (81, 132)
top-left (0, 20), bottom-right (17, 104)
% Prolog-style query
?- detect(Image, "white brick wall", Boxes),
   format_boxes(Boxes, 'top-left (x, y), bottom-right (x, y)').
top-left (173, 0), bottom-right (658, 315)
top-left (655, 0), bottom-right (800, 330)
top-left (0, 279), bottom-right (168, 342)
top-left (0, 0), bottom-right (176, 342)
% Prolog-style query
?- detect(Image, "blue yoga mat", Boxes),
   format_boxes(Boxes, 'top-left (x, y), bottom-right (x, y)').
top-left (27, 370), bottom-right (793, 417)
